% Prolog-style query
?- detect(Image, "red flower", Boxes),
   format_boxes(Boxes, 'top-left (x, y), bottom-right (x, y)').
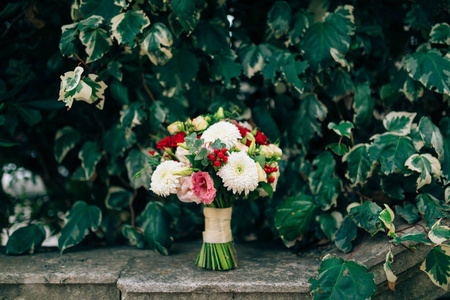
top-left (157, 136), bottom-right (172, 150)
top-left (149, 150), bottom-right (156, 156)
top-left (255, 131), bottom-right (268, 145)
top-left (171, 132), bottom-right (185, 147)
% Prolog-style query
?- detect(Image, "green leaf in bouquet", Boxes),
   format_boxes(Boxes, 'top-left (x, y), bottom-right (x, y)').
top-left (238, 43), bottom-right (272, 79)
top-left (266, 1), bottom-right (292, 39)
top-left (192, 19), bottom-right (229, 55)
top-left (353, 83), bottom-right (374, 128)
top-left (125, 149), bottom-right (152, 189)
top-left (310, 255), bottom-right (376, 299)
top-left (419, 117), bottom-right (445, 162)
top-left (110, 10), bottom-right (150, 47)
top-left (185, 132), bottom-right (198, 148)
top-left (350, 200), bottom-right (383, 235)
top-left (259, 181), bottom-right (274, 199)
top-left (405, 153), bottom-right (442, 190)
top-left (368, 134), bottom-right (416, 175)
top-left (6, 224), bottom-right (46, 255)
top-left (171, 0), bottom-right (200, 32)
top-left (334, 215), bottom-right (357, 253)
top-left (121, 224), bottom-right (145, 248)
top-left (328, 121), bottom-right (353, 139)
top-left (79, 16), bottom-right (112, 63)
top-left (105, 186), bottom-right (133, 210)
top-left (58, 201), bottom-right (102, 253)
top-left (342, 144), bottom-right (372, 187)
top-left (210, 49), bottom-right (242, 85)
top-left (326, 68), bottom-right (355, 100)
top-left (60, 23), bottom-right (80, 58)
top-left (286, 10), bottom-right (311, 46)
top-left (103, 125), bottom-right (136, 159)
top-left (274, 195), bottom-right (319, 245)
top-left (54, 126), bottom-right (81, 163)
top-left (416, 193), bottom-right (447, 226)
top-left (382, 111), bottom-right (417, 136)
top-left (430, 23), bottom-right (450, 45)
top-left (138, 201), bottom-right (173, 255)
top-left (318, 211), bottom-right (343, 241)
top-left (211, 138), bottom-right (226, 150)
top-left (141, 23), bottom-right (174, 66)
top-left (404, 48), bottom-right (450, 96)
top-left (392, 232), bottom-right (432, 245)
top-left (396, 203), bottom-right (420, 224)
top-left (429, 219), bottom-right (450, 245)
top-left (79, 0), bottom-right (121, 22)
top-left (195, 147), bottom-right (209, 160)
top-left (300, 5), bottom-right (355, 71)
top-left (402, 76), bottom-right (424, 102)
top-left (325, 143), bottom-right (349, 155)
top-left (421, 245), bottom-right (450, 291)
top-left (78, 141), bottom-right (102, 180)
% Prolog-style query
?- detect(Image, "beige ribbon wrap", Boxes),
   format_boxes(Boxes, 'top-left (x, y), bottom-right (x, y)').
top-left (202, 207), bottom-right (233, 244)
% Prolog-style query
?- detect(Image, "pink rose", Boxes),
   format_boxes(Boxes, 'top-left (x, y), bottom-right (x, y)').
top-left (177, 176), bottom-right (200, 204)
top-left (192, 172), bottom-right (216, 204)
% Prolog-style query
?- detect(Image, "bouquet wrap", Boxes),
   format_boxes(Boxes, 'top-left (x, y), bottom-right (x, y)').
top-left (203, 207), bottom-right (232, 244)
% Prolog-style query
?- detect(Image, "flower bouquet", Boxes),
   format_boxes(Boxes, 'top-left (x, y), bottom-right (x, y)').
top-left (148, 108), bottom-right (282, 270)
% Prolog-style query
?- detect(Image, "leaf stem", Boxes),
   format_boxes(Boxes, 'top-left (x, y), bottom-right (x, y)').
top-left (74, 54), bottom-right (96, 74)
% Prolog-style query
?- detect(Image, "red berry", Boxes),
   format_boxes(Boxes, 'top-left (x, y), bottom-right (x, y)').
top-left (265, 168), bottom-right (269, 173)
top-left (217, 152), bottom-right (224, 158)
top-left (221, 147), bottom-right (227, 153)
top-left (208, 154), bottom-right (215, 161)
top-left (222, 156), bottom-right (228, 162)
top-left (265, 164), bottom-right (270, 169)
top-left (214, 148), bottom-right (220, 154)
top-left (274, 167), bottom-right (278, 172)
top-left (269, 176), bottom-right (275, 183)
top-left (214, 161), bottom-right (221, 167)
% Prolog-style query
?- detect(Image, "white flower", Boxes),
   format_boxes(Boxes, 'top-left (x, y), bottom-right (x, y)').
top-left (175, 146), bottom-right (191, 166)
top-left (150, 161), bottom-right (184, 197)
top-left (192, 116), bottom-right (209, 131)
top-left (167, 121), bottom-right (183, 135)
top-left (255, 162), bottom-right (267, 182)
top-left (259, 145), bottom-right (274, 158)
top-left (201, 121), bottom-right (241, 150)
top-left (269, 144), bottom-right (282, 158)
top-left (217, 151), bottom-right (259, 196)
top-left (238, 121), bottom-right (253, 130)
top-left (235, 143), bottom-right (249, 153)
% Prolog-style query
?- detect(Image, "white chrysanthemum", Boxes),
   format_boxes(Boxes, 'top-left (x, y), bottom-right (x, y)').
top-left (150, 161), bottom-right (184, 197)
top-left (201, 121), bottom-right (241, 150)
top-left (217, 151), bottom-right (259, 196)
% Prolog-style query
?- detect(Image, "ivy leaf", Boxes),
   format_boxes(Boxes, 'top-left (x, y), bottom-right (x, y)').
top-left (138, 201), bottom-right (173, 255)
top-left (286, 10), bottom-right (311, 46)
top-left (430, 23), bottom-right (450, 45)
top-left (416, 193), bottom-right (447, 226)
top-left (382, 111), bottom-right (417, 136)
top-left (210, 49), bottom-right (242, 85)
top-left (60, 23), bottom-right (79, 58)
top-left (429, 219), bottom-right (450, 245)
top-left (392, 232), bottom-right (432, 245)
top-left (120, 102), bottom-right (146, 130)
top-left (110, 10), bottom-right (150, 48)
top-left (125, 149), bottom-right (152, 190)
top-left (110, 79), bottom-right (129, 105)
top-left (328, 121), bottom-right (353, 138)
top-left (379, 204), bottom-right (396, 236)
top-left (350, 201), bottom-right (383, 235)
top-left (310, 255), bottom-right (376, 299)
top-left (6, 224), bottom-right (46, 255)
top-left (419, 117), bottom-right (445, 162)
top-left (421, 245), bottom-right (450, 291)
top-left (300, 5), bottom-right (355, 71)
top-left (342, 144), bottom-right (373, 187)
top-left (171, 0), bottom-right (200, 32)
top-left (383, 250), bottom-right (397, 292)
top-left (105, 186), bottom-right (133, 210)
top-left (81, 74), bottom-right (108, 110)
top-left (396, 203), bottom-right (420, 224)
top-left (107, 61), bottom-right (123, 81)
top-left (405, 153), bottom-right (442, 190)
top-left (325, 143), bottom-right (349, 156)
top-left (78, 141), bottom-right (103, 180)
top-left (192, 19), bottom-right (229, 55)
top-left (274, 195), bottom-right (319, 246)
top-left (404, 48), bottom-right (450, 96)
top-left (318, 211), bottom-right (343, 241)
top-left (266, 1), bottom-right (292, 39)
top-left (401, 76), bottom-right (424, 102)
top-left (141, 23), bottom-right (174, 66)
top-left (58, 201), bottom-right (102, 253)
top-left (292, 93), bottom-right (328, 149)
top-left (334, 215), bottom-right (357, 253)
top-left (79, 19), bottom-right (112, 63)
top-left (54, 126), bottom-right (81, 163)
top-left (441, 117), bottom-right (450, 182)
top-left (121, 224), bottom-right (145, 248)
top-left (326, 68), bottom-right (355, 100)
top-left (309, 151), bottom-right (335, 194)
top-left (380, 175), bottom-right (405, 200)
top-left (238, 43), bottom-right (272, 79)
top-left (353, 83), bottom-right (374, 128)
top-left (368, 134), bottom-right (416, 175)
top-left (79, 0), bottom-right (121, 22)
top-left (103, 125), bottom-right (136, 159)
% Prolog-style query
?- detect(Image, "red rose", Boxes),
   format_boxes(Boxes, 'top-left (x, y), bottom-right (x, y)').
top-left (157, 136), bottom-right (172, 150)
top-left (239, 127), bottom-right (250, 139)
top-left (255, 131), bottom-right (268, 145)
top-left (171, 132), bottom-right (185, 147)
top-left (149, 150), bottom-right (156, 156)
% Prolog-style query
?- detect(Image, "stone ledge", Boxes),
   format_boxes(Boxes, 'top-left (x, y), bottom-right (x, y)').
top-left (0, 226), bottom-right (448, 300)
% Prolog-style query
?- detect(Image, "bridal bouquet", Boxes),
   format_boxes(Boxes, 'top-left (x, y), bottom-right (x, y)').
top-left (148, 108), bottom-right (282, 270)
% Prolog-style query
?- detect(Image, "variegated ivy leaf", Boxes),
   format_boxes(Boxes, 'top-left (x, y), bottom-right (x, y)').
top-left (441, 117), bottom-right (450, 183)
top-left (396, 202), bottom-right (420, 224)
top-left (392, 231), bottom-right (432, 245)
top-left (330, 47), bottom-right (350, 71)
top-left (141, 23), bottom-right (174, 66)
top-left (317, 211), bottom-right (343, 241)
top-left (114, 0), bottom-right (129, 9)
top-left (79, 16), bottom-right (112, 63)
top-left (383, 250), bottom-right (397, 292)
top-left (238, 43), bottom-right (272, 79)
top-left (353, 83), bottom-right (374, 128)
top-left (382, 111), bottom-right (416, 136)
top-left (334, 215), bottom-right (357, 253)
top-left (429, 219), bottom-right (450, 245)
top-left (411, 124), bottom-right (425, 151)
top-left (105, 186), bottom-right (133, 210)
top-left (171, 0), bottom-right (201, 32)
top-left (54, 126), bottom-right (81, 163)
top-left (210, 49), bottom-right (242, 85)
top-left (325, 143), bottom-right (349, 156)
top-left (125, 149), bottom-right (152, 190)
top-left (417, 193), bottom-right (447, 227)
top-left (79, 0), bottom-right (121, 22)
top-left (342, 144), bottom-right (373, 187)
top-left (192, 19), bottom-right (230, 55)
top-left (404, 48), bottom-right (450, 96)
top-left (401, 76), bottom-right (424, 102)
top-left (328, 121), bottom-right (353, 139)
top-left (120, 102), bottom-right (146, 131)
top-left (286, 10), bottom-right (311, 46)
top-left (266, 1), bottom-right (292, 40)
top-left (419, 117), bottom-right (445, 162)
top-left (369, 134), bottom-right (416, 175)
top-left (350, 200), bottom-right (383, 235)
top-left (60, 23), bottom-right (79, 58)
top-left (430, 23), bottom-right (450, 45)
top-left (65, 66), bottom-right (84, 92)
top-left (309, 151), bottom-right (335, 194)
top-left (78, 141), bottom-right (102, 180)
top-left (102, 124), bottom-right (136, 159)
top-left (446, 187), bottom-right (450, 204)
top-left (110, 10), bottom-right (150, 48)
top-left (379, 204), bottom-right (396, 236)
top-left (326, 68), bottom-right (355, 100)
top-left (405, 153), bottom-right (442, 190)
top-left (421, 244), bottom-right (450, 291)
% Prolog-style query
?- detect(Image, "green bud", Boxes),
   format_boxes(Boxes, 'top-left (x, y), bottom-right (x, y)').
top-left (214, 107), bottom-right (224, 119)
top-left (248, 139), bottom-right (256, 156)
top-left (172, 167), bottom-right (194, 176)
